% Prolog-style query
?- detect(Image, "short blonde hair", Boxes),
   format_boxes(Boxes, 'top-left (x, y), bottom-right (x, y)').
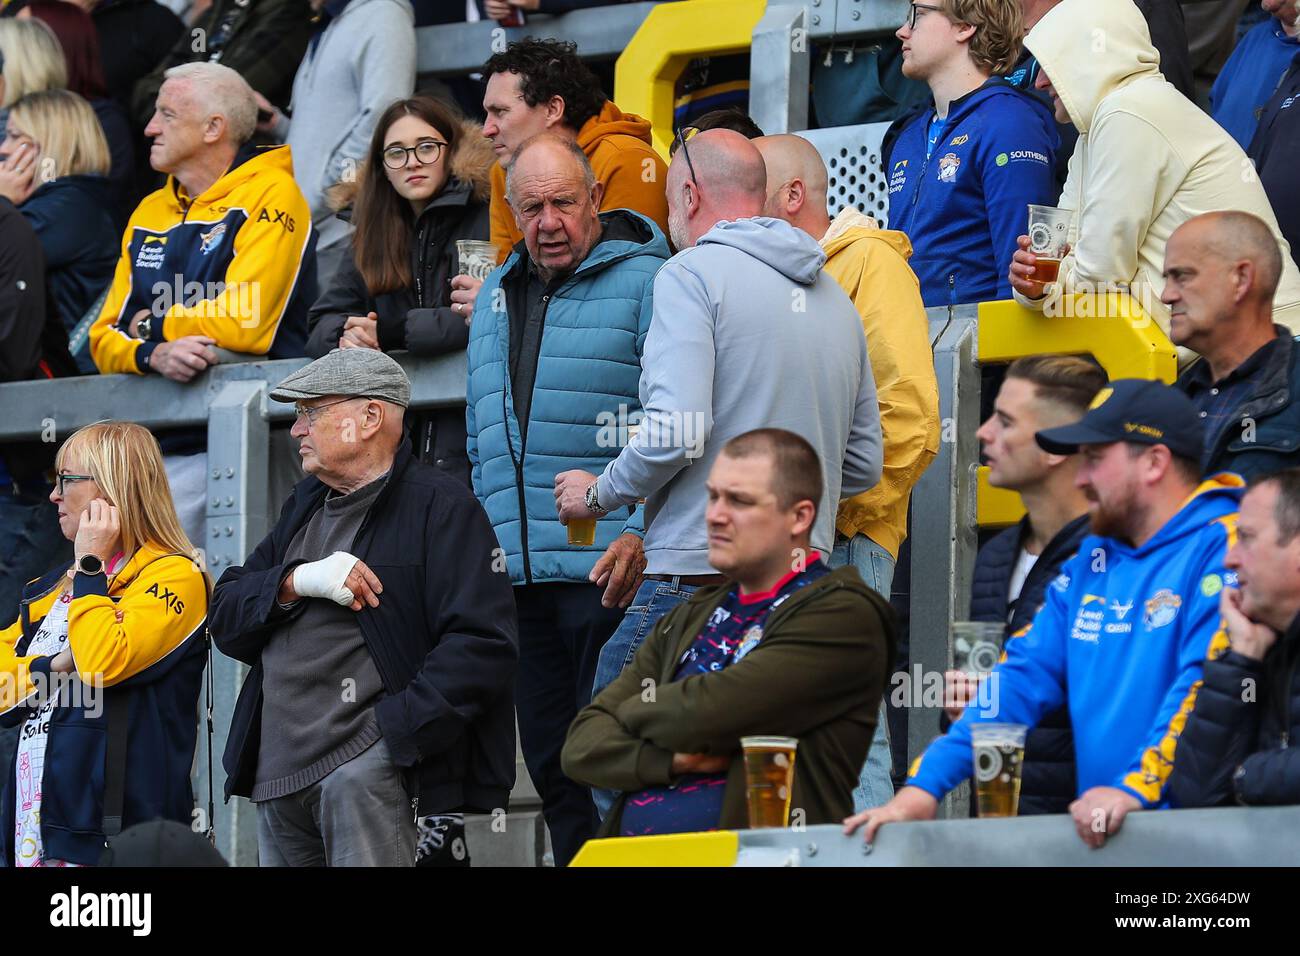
top-left (162, 62), bottom-right (258, 146)
top-left (56, 422), bottom-right (203, 576)
top-left (942, 0), bottom-right (1024, 76)
top-left (0, 18), bottom-right (67, 108)
top-left (9, 89), bottom-right (110, 178)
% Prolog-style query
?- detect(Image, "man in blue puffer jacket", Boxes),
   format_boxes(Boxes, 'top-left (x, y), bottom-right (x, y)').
top-left (465, 134), bottom-right (668, 866)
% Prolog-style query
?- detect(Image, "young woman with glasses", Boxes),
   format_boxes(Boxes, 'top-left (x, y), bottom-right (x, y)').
top-left (306, 96), bottom-right (495, 487)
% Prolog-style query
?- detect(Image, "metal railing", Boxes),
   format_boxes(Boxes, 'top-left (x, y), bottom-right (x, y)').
top-left (572, 806), bottom-right (1300, 866)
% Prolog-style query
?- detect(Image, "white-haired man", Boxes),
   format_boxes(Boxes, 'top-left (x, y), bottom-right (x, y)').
top-left (89, 61), bottom-right (316, 545)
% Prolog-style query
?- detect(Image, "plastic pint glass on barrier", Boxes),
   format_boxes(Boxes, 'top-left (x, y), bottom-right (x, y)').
top-left (951, 621), bottom-right (1006, 677)
top-left (1026, 204), bottom-right (1072, 291)
top-left (456, 240), bottom-right (499, 281)
top-left (741, 736), bottom-right (798, 828)
top-left (970, 723), bottom-right (1028, 817)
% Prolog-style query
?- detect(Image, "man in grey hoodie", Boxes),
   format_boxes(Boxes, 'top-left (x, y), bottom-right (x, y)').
top-left (254, 0), bottom-right (416, 290)
top-left (555, 130), bottom-right (883, 815)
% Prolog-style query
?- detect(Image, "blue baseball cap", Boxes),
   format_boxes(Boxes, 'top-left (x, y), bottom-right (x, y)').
top-left (1035, 378), bottom-right (1204, 462)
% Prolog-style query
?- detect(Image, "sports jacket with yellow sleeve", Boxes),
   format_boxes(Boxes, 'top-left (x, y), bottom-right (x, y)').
top-left (0, 546), bottom-right (209, 866)
top-left (90, 142), bottom-right (315, 375)
top-left (909, 474), bottom-right (1244, 809)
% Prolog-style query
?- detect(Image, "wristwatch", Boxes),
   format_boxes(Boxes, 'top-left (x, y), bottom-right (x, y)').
top-left (585, 481), bottom-right (608, 517)
top-left (76, 554), bottom-right (104, 576)
top-left (135, 315), bottom-right (152, 340)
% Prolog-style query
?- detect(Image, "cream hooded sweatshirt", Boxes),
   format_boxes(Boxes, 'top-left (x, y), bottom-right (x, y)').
top-left (1016, 0), bottom-right (1300, 335)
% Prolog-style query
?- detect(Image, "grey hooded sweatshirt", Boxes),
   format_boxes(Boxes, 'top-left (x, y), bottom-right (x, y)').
top-left (595, 216), bottom-right (883, 576)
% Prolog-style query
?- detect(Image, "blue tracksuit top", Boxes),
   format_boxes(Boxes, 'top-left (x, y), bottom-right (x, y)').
top-left (884, 78), bottom-right (1059, 308)
top-left (1210, 20), bottom-right (1300, 150)
top-left (909, 475), bottom-right (1245, 808)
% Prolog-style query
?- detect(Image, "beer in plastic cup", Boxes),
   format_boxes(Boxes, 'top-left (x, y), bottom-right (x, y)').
top-left (566, 517), bottom-right (597, 547)
top-left (951, 621), bottom-right (1006, 677)
top-left (741, 735), bottom-right (798, 828)
top-left (970, 723), bottom-right (1028, 817)
top-left (1026, 204), bottom-right (1072, 294)
top-left (456, 240), bottom-right (499, 281)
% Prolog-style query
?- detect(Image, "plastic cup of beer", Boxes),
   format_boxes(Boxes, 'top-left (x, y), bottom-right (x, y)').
top-left (951, 621), bottom-right (1006, 677)
top-left (1026, 204), bottom-right (1072, 291)
top-left (455, 239), bottom-right (499, 281)
top-left (970, 723), bottom-right (1028, 818)
top-left (566, 517), bottom-right (597, 547)
top-left (741, 735), bottom-right (798, 828)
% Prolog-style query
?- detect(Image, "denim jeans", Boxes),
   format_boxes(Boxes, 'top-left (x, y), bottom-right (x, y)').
top-left (830, 532), bottom-right (896, 812)
top-left (590, 577), bottom-right (698, 819)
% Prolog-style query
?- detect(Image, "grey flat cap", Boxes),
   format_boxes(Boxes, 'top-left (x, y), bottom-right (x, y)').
top-left (269, 349), bottom-right (411, 408)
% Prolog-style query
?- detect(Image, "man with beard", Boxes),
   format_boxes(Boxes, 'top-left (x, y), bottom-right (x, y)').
top-left (844, 378), bottom-right (1244, 847)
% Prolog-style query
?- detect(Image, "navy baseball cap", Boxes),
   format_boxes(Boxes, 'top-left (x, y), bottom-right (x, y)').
top-left (1035, 378), bottom-right (1204, 461)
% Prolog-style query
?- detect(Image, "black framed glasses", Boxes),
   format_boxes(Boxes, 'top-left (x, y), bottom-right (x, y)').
top-left (382, 140), bottom-right (448, 170)
top-left (905, 2), bottom-right (945, 30)
top-left (669, 125), bottom-right (699, 159)
top-left (674, 125), bottom-right (699, 186)
top-left (56, 473), bottom-right (94, 496)
top-left (292, 397), bottom-right (365, 427)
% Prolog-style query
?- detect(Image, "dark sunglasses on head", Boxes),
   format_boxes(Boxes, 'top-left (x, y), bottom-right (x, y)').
top-left (673, 125), bottom-right (699, 185)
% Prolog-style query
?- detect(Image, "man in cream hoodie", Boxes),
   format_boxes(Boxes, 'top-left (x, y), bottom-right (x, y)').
top-left (1008, 0), bottom-right (1300, 338)
top-left (755, 132), bottom-right (941, 809)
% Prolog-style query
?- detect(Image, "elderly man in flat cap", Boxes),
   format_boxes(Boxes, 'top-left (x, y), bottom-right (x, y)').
top-left (210, 349), bottom-right (518, 868)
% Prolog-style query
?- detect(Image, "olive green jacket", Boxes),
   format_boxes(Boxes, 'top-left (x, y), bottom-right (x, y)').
top-left (562, 566), bottom-right (897, 838)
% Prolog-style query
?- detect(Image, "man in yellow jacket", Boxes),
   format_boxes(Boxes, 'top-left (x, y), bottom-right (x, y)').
top-left (755, 133), bottom-right (941, 809)
top-left (479, 38), bottom-right (670, 264)
top-left (90, 62), bottom-right (314, 380)
top-left (90, 61), bottom-right (315, 547)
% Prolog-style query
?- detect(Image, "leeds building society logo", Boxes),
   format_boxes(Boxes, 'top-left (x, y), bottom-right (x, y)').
top-left (134, 234), bottom-right (167, 270)
top-left (937, 152), bottom-right (960, 183)
top-left (1200, 573), bottom-right (1224, 598)
top-left (1144, 589), bottom-right (1182, 629)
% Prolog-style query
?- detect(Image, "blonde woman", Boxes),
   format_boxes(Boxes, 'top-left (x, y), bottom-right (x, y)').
top-left (0, 90), bottom-right (117, 373)
top-left (0, 422), bottom-right (209, 867)
top-left (0, 17), bottom-right (67, 111)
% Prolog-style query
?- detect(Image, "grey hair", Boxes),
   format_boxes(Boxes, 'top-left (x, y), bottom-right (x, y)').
top-left (162, 62), bottom-right (258, 146)
top-left (505, 133), bottom-right (596, 204)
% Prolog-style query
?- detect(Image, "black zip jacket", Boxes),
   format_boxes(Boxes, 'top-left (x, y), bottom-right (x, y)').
top-left (306, 176), bottom-right (489, 483)
top-left (1175, 327), bottom-right (1300, 480)
top-left (209, 438), bottom-right (519, 814)
top-left (1249, 55), bottom-right (1300, 271)
top-left (964, 514), bottom-right (1089, 814)
top-left (0, 198), bottom-right (77, 488)
top-left (1168, 610), bottom-right (1300, 807)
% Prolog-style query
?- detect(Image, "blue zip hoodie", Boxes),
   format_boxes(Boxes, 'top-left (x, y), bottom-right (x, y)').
top-left (909, 475), bottom-right (1244, 808)
top-left (884, 79), bottom-right (1059, 308)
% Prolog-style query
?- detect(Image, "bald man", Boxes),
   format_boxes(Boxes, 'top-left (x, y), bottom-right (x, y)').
top-left (1168, 210), bottom-right (1300, 480)
top-left (555, 129), bottom-right (885, 819)
top-left (756, 133), bottom-right (940, 809)
top-left (466, 133), bottom-right (670, 865)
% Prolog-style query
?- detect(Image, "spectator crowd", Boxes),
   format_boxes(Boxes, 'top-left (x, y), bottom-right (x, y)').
top-left (1, 0), bottom-right (1299, 868)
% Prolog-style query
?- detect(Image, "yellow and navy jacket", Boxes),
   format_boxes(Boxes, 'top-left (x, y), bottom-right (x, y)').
top-left (90, 143), bottom-right (314, 374)
top-left (910, 474), bottom-right (1245, 808)
top-left (0, 546), bottom-right (209, 865)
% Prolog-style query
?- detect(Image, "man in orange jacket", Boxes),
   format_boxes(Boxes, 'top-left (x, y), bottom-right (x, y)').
top-left (479, 38), bottom-right (669, 264)
top-left (755, 133), bottom-right (941, 811)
